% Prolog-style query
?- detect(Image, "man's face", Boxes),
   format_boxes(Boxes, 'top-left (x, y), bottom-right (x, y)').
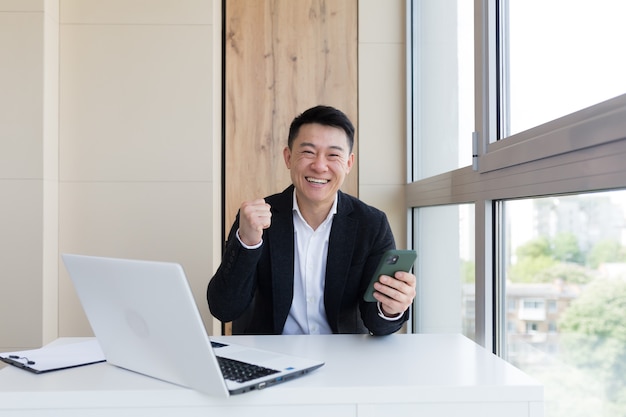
top-left (283, 123), bottom-right (354, 210)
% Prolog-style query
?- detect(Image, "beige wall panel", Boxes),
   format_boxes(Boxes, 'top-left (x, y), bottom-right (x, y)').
top-left (358, 0), bottom-right (404, 44)
top-left (60, 0), bottom-right (211, 24)
top-left (358, 43), bottom-right (406, 185)
top-left (359, 184), bottom-right (407, 249)
top-left (224, 0), bottom-right (358, 231)
top-left (207, 0), bottom-right (223, 336)
top-left (0, 0), bottom-right (43, 11)
top-left (60, 24), bottom-right (213, 182)
top-left (59, 182), bottom-right (215, 336)
top-left (0, 181), bottom-right (44, 349)
top-left (59, 0), bottom-right (217, 336)
top-left (42, 6), bottom-right (60, 345)
top-left (43, 9), bottom-right (59, 181)
top-left (0, 3), bottom-right (59, 351)
top-left (358, 0), bottom-right (407, 250)
top-left (0, 13), bottom-right (43, 179)
top-left (42, 179), bottom-right (59, 343)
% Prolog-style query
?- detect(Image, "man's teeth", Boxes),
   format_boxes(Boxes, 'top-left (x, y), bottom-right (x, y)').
top-left (306, 177), bottom-right (329, 184)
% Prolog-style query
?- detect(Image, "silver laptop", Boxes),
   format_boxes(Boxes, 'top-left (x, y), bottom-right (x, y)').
top-left (61, 254), bottom-right (324, 397)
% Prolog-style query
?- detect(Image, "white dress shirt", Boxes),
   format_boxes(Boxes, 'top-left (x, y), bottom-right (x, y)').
top-left (282, 192), bottom-right (337, 335)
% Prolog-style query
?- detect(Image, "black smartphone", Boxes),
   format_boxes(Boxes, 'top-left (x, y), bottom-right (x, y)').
top-left (363, 249), bottom-right (417, 302)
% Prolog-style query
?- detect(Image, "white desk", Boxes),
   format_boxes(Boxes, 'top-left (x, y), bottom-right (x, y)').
top-left (0, 334), bottom-right (543, 417)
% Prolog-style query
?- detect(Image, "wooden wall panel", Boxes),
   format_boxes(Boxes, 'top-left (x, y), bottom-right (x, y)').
top-left (224, 0), bottom-right (358, 234)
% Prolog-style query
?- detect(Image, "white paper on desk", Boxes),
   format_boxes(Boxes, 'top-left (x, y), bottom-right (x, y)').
top-left (0, 339), bottom-right (106, 373)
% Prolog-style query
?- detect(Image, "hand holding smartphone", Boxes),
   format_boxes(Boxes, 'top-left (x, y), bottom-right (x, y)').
top-left (363, 249), bottom-right (417, 302)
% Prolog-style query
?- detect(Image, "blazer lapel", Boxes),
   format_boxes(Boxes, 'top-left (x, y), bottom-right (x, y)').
top-left (324, 192), bottom-right (358, 331)
top-left (267, 187), bottom-right (295, 332)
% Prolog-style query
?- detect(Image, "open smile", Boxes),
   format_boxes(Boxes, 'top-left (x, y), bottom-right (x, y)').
top-left (306, 177), bottom-right (330, 184)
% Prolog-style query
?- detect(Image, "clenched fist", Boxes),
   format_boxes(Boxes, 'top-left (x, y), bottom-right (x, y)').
top-left (238, 199), bottom-right (272, 246)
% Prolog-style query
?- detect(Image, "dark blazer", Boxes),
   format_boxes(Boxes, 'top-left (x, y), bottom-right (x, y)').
top-left (207, 185), bottom-right (409, 335)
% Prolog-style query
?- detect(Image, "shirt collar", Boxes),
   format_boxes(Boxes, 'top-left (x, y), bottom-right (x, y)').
top-left (292, 190), bottom-right (338, 227)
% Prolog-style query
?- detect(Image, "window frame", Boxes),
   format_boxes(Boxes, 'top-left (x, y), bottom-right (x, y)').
top-left (406, 0), bottom-right (626, 353)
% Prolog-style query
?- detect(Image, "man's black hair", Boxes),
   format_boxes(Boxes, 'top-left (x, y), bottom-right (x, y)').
top-left (287, 105), bottom-right (355, 152)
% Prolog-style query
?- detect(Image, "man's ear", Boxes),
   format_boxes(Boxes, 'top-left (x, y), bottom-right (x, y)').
top-left (283, 146), bottom-right (292, 168)
top-left (346, 152), bottom-right (355, 173)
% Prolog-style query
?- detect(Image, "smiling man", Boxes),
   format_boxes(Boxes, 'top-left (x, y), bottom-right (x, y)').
top-left (207, 105), bottom-right (416, 335)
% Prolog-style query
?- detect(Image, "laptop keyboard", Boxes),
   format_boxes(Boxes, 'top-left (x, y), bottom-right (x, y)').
top-left (216, 356), bottom-right (280, 383)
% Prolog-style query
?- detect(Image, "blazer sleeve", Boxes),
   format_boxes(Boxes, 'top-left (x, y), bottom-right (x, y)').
top-left (206, 215), bottom-right (262, 323)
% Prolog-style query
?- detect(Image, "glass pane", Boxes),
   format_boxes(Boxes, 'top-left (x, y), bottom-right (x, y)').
top-left (505, 0), bottom-right (626, 136)
top-left (414, 204), bottom-right (476, 341)
top-left (503, 191), bottom-right (626, 417)
top-left (411, 0), bottom-right (474, 179)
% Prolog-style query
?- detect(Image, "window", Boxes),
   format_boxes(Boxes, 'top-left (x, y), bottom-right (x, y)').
top-left (410, 0), bottom-right (474, 180)
top-left (525, 322), bottom-right (538, 333)
top-left (503, 0), bottom-right (626, 136)
top-left (407, 1), bottom-right (626, 416)
top-left (413, 204), bottom-right (476, 341)
top-left (519, 299), bottom-right (545, 321)
top-left (504, 192), bottom-right (626, 416)
top-left (522, 300), bottom-right (543, 310)
top-left (547, 300), bottom-right (557, 314)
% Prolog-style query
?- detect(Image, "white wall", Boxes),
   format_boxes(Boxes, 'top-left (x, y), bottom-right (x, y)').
top-left (0, 0), bottom-right (59, 351)
top-left (0, 0), bottom-right (407, 351)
